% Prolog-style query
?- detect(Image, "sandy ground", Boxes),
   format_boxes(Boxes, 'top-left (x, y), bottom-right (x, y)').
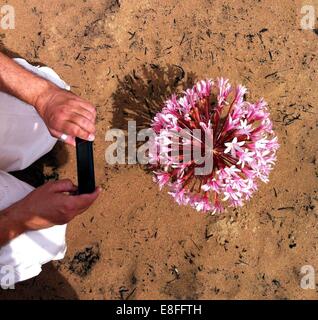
top-left (0, 0), bottom-right (317, 299)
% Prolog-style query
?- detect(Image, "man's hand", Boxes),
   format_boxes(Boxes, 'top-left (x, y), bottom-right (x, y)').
top-left (35, 86), bottom-right (97, 146)
top-left (13, 179), bottom-right (101, 231)
top-left (0, 53), bottom-right (97, 146)
top-left (0, 179), bottom-right (101, 246)
top-left (0, 53), bottom-right (101, 247)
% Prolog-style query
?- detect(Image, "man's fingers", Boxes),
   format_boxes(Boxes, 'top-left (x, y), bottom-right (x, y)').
top-left (67, 187), bottom-right (101, 214)
top-left (74, 99), bottom-right (97, 118)
top-left (50, 179), bottom-right (77, 193)
top-left (67, 136), bottom-right (76, 147)
top-left (62, 121), bottom-right (95, 141)
top-left (61, 134), bottom-right (76, 147)
top-left (70, 106), bottom-right (96, 122)
top-left (68, 114), bottom-right (96, 136)
top-left (49, 129), bottom-right (76, 146)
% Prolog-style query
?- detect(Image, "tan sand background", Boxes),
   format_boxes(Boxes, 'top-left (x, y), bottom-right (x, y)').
top-left (0, 0), bottom-right (317, 299)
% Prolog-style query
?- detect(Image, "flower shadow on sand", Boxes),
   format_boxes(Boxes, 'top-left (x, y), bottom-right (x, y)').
top-left (112, 63), bottom-right (197, 134)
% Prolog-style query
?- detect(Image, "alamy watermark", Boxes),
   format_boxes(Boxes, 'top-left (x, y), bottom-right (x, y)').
top-left (300, 265), bottom-right (316, 290)
top-left (0, 5), bottom-right (15, 30)
top-left (0, 265), bottom-right (15, 290)
top-left (300, 1), bottom-right (318, 30)
top-left (105, 121), bottom-right (214, 175)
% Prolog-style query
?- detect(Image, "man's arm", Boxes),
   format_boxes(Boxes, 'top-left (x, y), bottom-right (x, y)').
top-left (0, 53), bottom-right (51, 109)
top-left (0, 52), bottom-right (96, 146)
top-left (0, 180), bottom-right (101, 247)
top-left (0, 53), bottom-right (101, 246)
top-left (0, 207), bottom-right (25, 246)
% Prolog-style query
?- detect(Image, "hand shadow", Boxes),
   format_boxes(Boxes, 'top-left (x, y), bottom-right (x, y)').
top-left (10, 142), bottom-right (69, 188)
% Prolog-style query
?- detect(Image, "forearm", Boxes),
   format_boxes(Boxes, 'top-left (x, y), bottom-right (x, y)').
top-left (0, 52), bottom-right (57, 112)
top-left (0, 52), bottom-right (97, 144)
top-left (0, 205), bottom-right (26, 247)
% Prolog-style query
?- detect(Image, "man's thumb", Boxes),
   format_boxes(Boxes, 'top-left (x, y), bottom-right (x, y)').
top-left (51, 179), bottom-right (77, 193)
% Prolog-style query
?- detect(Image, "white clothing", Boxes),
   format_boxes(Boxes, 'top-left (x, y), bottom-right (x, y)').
top-left (0, 59), bottom-right (70, 284)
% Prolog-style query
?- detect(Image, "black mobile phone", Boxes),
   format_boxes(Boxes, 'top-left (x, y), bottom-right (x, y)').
top-left (76, 137), bottom-right (96, 194)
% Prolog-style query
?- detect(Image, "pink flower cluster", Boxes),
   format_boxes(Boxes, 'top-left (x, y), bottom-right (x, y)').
top-left (150, 78), bottom-right (279, 214)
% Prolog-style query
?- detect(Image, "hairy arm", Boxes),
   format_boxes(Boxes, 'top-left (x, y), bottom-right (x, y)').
top-left (0, 52), bottom-right (51, 108)
top-left (0, 206), bottom-right (26, 247)
top-left (0, 52), bottom-right (96, 145)
top-left (0, 53), bottom-right (100, 246)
